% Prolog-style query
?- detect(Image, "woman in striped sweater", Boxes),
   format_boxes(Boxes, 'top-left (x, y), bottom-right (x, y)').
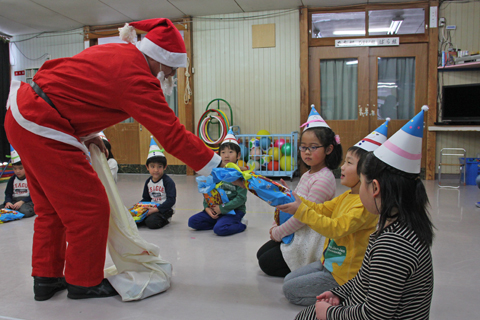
top-left (296, 150), bottom-right (435, 320)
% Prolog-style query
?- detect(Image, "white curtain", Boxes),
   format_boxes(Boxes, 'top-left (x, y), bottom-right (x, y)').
top-left (320, 59), bottom-right (358, 120)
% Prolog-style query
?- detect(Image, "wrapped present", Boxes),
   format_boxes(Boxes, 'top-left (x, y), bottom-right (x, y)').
top-left (195, 176), bottom-right (235, 215)
top-left (0, 208), bottom-right (25, 223)
top-left (129, 204), bottom-right (149, 223)
top-left (212, 163), bottom-right (295, 243)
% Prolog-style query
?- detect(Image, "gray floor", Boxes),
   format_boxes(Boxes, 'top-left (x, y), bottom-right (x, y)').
top-left (0, 174), bottom-right (479, 320)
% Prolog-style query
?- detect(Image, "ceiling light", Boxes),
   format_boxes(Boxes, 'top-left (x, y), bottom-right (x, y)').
top-left (387, 19), bottom-right (403, 35)
top-left (333, 30), bottom-right (366, 35)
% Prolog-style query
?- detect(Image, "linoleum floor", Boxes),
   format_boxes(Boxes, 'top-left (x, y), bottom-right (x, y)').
top-left (0, 174), bottom-right (478, 320)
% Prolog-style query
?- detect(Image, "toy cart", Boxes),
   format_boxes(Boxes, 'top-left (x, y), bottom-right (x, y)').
top-left (236, 132), bottom-right (299, 180)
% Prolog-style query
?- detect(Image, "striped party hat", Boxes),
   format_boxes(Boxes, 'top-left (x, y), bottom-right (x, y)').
top-left (301, 105), bottom-right (331, 131)
top-left (374, 106), bottom-right (428, 174)
top-left (355, 118), bottom-right (390, 152)
top-left (222, 128), bottom-right (239, 146)
top-left (148, 136), bottom-right (165, 159)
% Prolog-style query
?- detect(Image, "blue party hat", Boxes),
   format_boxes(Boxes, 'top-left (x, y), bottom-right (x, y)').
top-left (148, 136), bottom-right (165, 159)
top-left (8, 145), bottom-right (21, 164)
top-left (301, 105), bottom-right (331, 131)
top-left (354, 118), bottom-right (390, 152)
top-left (374, 106), bottom-right (428, 174)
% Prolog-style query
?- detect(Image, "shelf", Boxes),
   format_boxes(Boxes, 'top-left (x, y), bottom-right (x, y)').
top-left (438, 61), bottom-right (480, 72)
top-left (429, 125), bottom-right (480, 132)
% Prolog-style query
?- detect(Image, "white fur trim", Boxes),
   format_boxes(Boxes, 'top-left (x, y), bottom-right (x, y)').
top-left (8, 80), bottom-right (89, 156)
top-left (137, 38), bottom-right (187, 68)
top-left (119, 23), bottom-right (137, 44)
top-left (196, 153), bottom-right (221, 176)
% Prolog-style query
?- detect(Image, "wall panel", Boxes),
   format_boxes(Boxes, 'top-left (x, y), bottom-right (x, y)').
top-left (193, 10), bottom-right (300, 136)
top-left (10, 29), bottom-right (84, 81)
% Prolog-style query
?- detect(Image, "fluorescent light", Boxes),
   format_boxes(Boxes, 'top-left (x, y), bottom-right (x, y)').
top-left (387, 19), bottom-right (403, 35)
top-left (368, 28), bottom-right (391, 33)
top-left (346, 60), bottom-right (358, 65)
top-left (333, 30), bottom-right (365, 35)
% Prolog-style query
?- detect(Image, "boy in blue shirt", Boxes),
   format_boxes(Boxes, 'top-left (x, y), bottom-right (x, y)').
top-left (138, 137), bottom-right (176, 229)
top-left (1, 147), bottom-right (35, 218)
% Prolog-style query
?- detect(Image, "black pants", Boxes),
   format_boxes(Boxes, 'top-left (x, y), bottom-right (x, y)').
top-left (140, 209), bottom-right (174, 229)
top-left (256, 240), bottom-right (291, 277)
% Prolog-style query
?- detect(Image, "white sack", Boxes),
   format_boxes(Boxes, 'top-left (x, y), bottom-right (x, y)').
top-left (90, 145), bottom-right (172, 301)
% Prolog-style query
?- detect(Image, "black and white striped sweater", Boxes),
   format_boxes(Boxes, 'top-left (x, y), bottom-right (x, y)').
top-left (327, 221), bottom-right (433, 320)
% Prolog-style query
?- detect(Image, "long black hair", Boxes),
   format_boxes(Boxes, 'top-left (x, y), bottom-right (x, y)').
top-left (103, 140), bottom-right (114, 160)
top-left (301, 127), bottom-right (342, 170)
top-left (361, 152), bottom-right (434, 247)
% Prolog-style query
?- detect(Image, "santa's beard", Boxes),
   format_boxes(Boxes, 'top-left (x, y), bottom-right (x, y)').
top-left (157, 71), bottom-right (176, 96)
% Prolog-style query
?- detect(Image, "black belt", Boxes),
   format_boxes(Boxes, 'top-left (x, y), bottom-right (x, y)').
top-left (31, 81), bottom-right (57, 110)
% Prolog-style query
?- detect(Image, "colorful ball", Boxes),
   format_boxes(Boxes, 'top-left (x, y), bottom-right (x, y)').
top-left (280, 155), bottom-right (295, 171)
top-left (260, 137), bottom-right (271, 150)
top-left (239, 144), bottom-right (249, 161)
top-left (250, 147), bottom-right (262, 157)
top-left (256, 129), bottom-right (270, 139)
top-left (281, 143), bottom-right (292, 156)
top-left (268, 147), bottom-right (281, 161)
top-left (274, 138), bottom-right (286, 149)
top-left (249, 138), bottom-right (260, 149)
top-left (238, 160), bottom-right (248, 169)
top-left (267, 161), bottom-right (280, 171)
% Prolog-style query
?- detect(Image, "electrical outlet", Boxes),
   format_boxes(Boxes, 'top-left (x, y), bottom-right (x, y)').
top-left (446, 25), bottom-right (456, 30)
top-left (439, 17), bottom-right (445, 27)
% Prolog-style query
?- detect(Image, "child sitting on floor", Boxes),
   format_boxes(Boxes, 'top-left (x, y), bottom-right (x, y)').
top-left (137, 137), bottom-right (176, 229)
top-left (257, 106), bottom-right (341, 277)
top-left (1, 146), bottom-right (35, 218)
top-left (188, 130), bottom-right (248, 236)
top-left (276, 117), bottom-right (391, 306)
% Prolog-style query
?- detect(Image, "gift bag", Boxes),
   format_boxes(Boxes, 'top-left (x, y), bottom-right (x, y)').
top-left (90, 144), bottom-right (172, 301)
top-left (0, 208), bottom-right (25, 223)
top-left (195, 176), bottom-right (236, 215)
top-left (212, 163), bottom-right (295, 243)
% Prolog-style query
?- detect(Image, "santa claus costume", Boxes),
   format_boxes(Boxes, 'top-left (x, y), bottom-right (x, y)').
top-left (5, 18), bottom-right (220, 300)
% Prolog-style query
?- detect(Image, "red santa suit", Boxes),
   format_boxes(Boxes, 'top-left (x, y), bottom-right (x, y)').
top-left (5, 43), bottom-right (219, 287)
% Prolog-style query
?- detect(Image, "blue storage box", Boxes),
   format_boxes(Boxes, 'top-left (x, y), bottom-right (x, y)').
top-left (460, 158), bottom-right (480, 185)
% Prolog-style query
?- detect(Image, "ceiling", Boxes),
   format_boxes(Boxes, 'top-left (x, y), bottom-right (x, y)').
top-left (0, 0), bottom-right (417, 37)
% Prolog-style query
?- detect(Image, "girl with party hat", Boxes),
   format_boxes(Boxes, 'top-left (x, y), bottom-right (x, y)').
top-left (188, 129), bottom-right (248, 236)
top-left (257, 105), bottom-right (341, 278)
top-left (298, 107), bottom-right (434, 320)
top-left (278, 117), bottom-right (391, 306)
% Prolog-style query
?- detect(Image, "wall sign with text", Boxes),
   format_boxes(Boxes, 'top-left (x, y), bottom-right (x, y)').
top-left (335, 38), bottom-right (400, 48)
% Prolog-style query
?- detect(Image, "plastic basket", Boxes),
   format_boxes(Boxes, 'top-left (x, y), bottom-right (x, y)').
top-left (459, 158), bottom-right (480, 185)
top-left (236, 132), bottom-right (299, 180)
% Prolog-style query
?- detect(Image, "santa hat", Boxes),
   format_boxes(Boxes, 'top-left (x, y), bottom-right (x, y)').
top-left (9, 145), bottom-right (21, 164)
top-left (354, 118), bottom-right (390, 152)
top-left (222, 128), bottom-right (239, 146)
top-left (119, 18), bottom-right (187, 68)
top-left (148, 136), bottom-right (165, 159)
top-left (99, 131), bottom-right (108, 141)
top-left (301, 105), bottom-right (331, 131)
top-left (374, 106), bottom-right (428, 174)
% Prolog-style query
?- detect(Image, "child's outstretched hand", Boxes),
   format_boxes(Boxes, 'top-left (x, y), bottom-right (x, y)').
top-left (12, 201), bottom-right (24, 210)
top-left (206, 207), bottom-right (219, 219)
top-left (276, 192), bottom-right (302, 215)
top-left (146, 206), bottom-right (159, 216)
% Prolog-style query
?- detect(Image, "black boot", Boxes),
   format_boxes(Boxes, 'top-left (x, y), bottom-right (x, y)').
top-left (67, 279), bottom-right (118, 299)
top-left (34, 276), bottom-right (67, 301)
